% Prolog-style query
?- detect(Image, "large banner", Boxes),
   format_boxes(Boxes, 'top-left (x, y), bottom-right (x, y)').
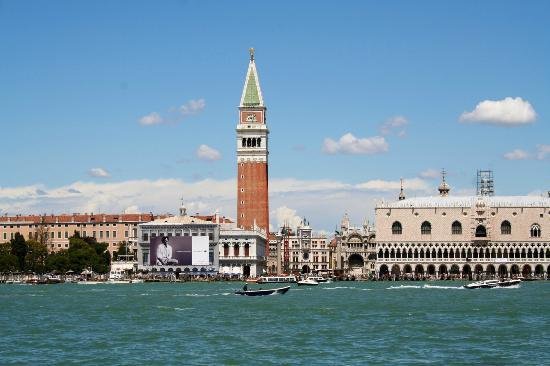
top-left (150, 236), bottom-right (209, 266)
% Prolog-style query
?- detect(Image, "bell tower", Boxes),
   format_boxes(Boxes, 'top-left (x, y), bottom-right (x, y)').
top-left (236, 48), bottom-right (269, 234)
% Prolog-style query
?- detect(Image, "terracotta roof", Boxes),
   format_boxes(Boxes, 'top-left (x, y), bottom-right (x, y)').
top-left (0, 213), bottom-right (162, 224)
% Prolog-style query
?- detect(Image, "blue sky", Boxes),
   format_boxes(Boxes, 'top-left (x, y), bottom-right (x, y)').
top-left (1, 1), bottom-right (549, 232)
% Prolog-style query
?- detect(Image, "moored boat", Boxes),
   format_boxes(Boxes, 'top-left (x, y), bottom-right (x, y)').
top-left (257, 275), bottom-right (297, 284)
top-left (234, 286), bottom-right (290, 296)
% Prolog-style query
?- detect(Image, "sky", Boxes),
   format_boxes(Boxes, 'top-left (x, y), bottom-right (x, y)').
top-left (0, 0), bottom-right (549, 233)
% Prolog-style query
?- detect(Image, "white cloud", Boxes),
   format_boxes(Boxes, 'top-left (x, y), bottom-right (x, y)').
top-left (355, 178), bottom-right (431, 192)
top-left (536, 144), bottom-right (550, 160)
top-left (270, 178), bottom-right (351, 193)
top-left (459, 97), bottom-right (537, 125)
top-left (139, 98), bottom-right (205, 126)
top-left (322, 133), bottom-right (388, 155)
top-left (123, 205), bottom-right (140, 214)
top-left (419, 169), bottom-right (440, 179)
top-left (88, 168), bottom-right (110, 178)
top-left (380, 116), bottom-right (408, 136)
top-left (196, 144), bottom-right (221, 161)
top-left (9, 175), bottom-right (542, 234)
top-left (503, 149), bottom-right (530, 160)
top-left (139, 112), bottom-right (163, 126)
top-left (180, 99), bottom-right (206, 116)
top-left (272, 206), bottom-right (303, 230)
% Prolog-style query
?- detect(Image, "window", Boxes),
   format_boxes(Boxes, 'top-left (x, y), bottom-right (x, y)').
top-left (421, 221), bottom-right (431, 235)
top-left (501, 221), bottom-right (511, 235)
top-left (125, 231), bottom-right (129, 238)
top-left (113, 231), bottom-right (116, 238)
top-left (64, 231), bottom-right (68, 238)
top-left (100, 231), bottom-right (103, 239)
top-left (530, 224), bottom-right (541, 238)
top-left (475, 225), bottom-right (487, 238)
top-left (83, 231), bottom-right (87, 237)
top-left (452, 221), bottom-right (462, 235)
top-left (58, 231), bottom-right (61, 239)
top-left (142, 233), bottom-right (149, 241)
top-left (242, 138), bottom-right (246, 147)
top-left (106, 231), bottom-right (110, 239)
top-left (391, 221), bottom-right (402, 235)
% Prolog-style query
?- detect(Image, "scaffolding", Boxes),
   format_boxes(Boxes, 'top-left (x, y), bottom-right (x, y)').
top-left (477, 170), bottom-right (494, 196)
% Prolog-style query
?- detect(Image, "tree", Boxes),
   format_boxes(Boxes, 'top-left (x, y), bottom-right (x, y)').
top-left (10, 232), bottom-right (27, 271)
top-left (45, 251), bottom-right (70, 273)
top-left (0, 243), bottom-right (18, 273)
top-left (25, 240), bottom-right (49, 274)
top-left (35, 217), bottom-right (51, 247)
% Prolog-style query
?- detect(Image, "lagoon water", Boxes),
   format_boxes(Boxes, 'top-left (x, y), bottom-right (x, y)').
top-left (1, 281), bottom-right (548, 365)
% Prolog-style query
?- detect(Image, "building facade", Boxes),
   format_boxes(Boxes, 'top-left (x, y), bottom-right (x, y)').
top-left (375, 179), bottom-right (550, 280)
top-left (0, 213), bottom-right (155, 256)
top-left (267, 223), bottom-right (331, 275)
top-left (333, 214), bottom-right (376, 278)
top-left (218, 228), bottom-right (267, 278)
top-left (236, 48), bottom-right (269, 235)
top-left (137, 207), bottom-right (220, 275)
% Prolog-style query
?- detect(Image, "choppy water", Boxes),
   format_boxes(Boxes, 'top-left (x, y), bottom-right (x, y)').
top-left (0, 281), bottom-right (548, 365)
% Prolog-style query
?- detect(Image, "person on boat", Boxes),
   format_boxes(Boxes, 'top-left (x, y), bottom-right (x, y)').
top-left (156, 236), bottom-right (179, 265)
top-left (242, 283), bottom-right (248, 291)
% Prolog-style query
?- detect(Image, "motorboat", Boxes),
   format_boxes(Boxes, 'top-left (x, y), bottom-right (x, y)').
top-left (297, 278), bottom-right (319, 286)
top-left (306, 276), bottom-right (328, 283)
top-left (234, 286), bottom-right (290, 296)
top-left (497, 278), bottom-right (521, 287)
top-left (464, 280), bottom-right (499, 289)
top-left (464, 279), bottom-right (522, 289)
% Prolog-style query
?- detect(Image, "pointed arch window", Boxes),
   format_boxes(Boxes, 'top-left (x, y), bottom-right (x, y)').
top-left (421, 221), bottom-right (431, 235)
top-left (530, 224), bottom-right (541, 238)
top-left (501, 221), bottom-right (511, 235)
top-left (475, 225), bottom-right (487, 238)
top-left (391, 221), bottom-right (402, 235)
top-left (451, 221), bottom-right (462, 235)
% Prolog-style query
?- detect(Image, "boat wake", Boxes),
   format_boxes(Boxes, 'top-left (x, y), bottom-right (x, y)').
top-left (322, 286), bottom-right (357, 290)
top-left (387, 285), bottom-right (422, 290)
top-left (492, 284), bottom-right (521, 289)
top-left (387, 284), bottom-right (464, 290)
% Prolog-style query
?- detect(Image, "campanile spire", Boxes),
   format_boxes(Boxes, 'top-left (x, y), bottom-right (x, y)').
top-left (236, 49), bottom-right (269, 235)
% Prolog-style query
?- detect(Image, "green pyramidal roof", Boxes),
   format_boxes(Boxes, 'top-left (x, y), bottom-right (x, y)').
top-left (240, 60), bottom-right (264, 107)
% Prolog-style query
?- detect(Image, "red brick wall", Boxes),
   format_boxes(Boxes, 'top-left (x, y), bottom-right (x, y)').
top-left (237, 161), bottom-right (269, 233)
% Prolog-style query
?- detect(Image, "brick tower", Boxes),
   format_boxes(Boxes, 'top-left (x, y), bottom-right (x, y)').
top-left (236, 48), bottom-right (269, 234)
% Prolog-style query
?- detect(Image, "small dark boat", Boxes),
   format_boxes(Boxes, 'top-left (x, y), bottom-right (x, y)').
top-left (234, 286), bottom-right (290, 296)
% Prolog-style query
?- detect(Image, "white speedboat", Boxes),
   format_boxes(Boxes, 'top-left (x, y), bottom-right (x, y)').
top-left (497, 279), bottom-right (521, 287)
top-left (297, 278), bottom-right (319, 286)
top-left (464, 280), bottom-right (499, 289)
top-left (306, 276), bottom-right (328, 283)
